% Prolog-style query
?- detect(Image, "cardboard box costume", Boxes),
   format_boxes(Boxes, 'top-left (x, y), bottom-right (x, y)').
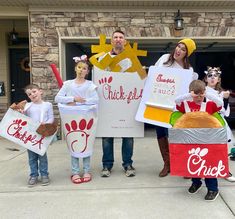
top-left (0, 104), bottom-right (57, 156)
top-left (169, 106), bottom-right (229, 178)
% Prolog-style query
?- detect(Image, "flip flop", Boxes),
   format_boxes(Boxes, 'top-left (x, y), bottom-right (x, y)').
top-left (71, 175), bottom-right (83, 184)
top-left (82, 173), bottom-right (92, 183)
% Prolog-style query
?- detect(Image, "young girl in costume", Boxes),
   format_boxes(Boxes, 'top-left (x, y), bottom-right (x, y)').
top-left (204, 66), bottom-right (235, 182)
top-left (55, 55), bottom-right (99, 184)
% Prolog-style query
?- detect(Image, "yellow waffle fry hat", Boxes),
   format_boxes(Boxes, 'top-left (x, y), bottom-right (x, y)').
top-left (178, 38), bottom-right (196, 57)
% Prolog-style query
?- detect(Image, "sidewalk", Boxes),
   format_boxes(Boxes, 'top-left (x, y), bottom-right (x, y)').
top-left (0, 129), bottom-right (235, 219)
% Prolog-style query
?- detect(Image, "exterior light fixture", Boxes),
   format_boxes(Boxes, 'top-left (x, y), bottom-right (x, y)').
top-left (174, 9), bottom-right (184, 31)
top-left (9, 20), bottom-right (19, 42)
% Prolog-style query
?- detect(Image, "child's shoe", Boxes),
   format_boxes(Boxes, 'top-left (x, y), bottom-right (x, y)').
top-left (28, 176), bottom-right (38, 187)
top-left (188, 183), bottom-right (202, 194)
top-left (230, 156), bottom-right (235, 161)
top-left (82, 173), bottom-right (92, 183)
top-left (225, 173), bottom-right (235, 182)
top-left (41, 175), bottom-right (50, 186)
top-left (205, 190), bottom-right (219, 201)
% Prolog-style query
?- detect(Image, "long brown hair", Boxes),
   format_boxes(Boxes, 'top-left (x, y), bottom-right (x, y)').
top-left (163, 43), bottom-right (191, 69)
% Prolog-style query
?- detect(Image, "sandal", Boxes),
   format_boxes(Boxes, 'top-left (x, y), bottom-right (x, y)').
top-left (71, 174), bottom-right (83, 184)
top-left (82, 173), bottom-right (92, 183)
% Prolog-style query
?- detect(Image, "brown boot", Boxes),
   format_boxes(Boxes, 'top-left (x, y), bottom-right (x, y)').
top-left (158, 137), bottom-right (170, 177)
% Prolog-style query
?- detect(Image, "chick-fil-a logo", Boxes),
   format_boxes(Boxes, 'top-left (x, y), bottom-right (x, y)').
top-left (156, 74), bottom-right (175, 84)
top-left (6, 119), bottom-right (45, 149)
top-left (99, 76), bottom-right (143, 104)
top-left (64, 118), bottom-right (94, 154)
top-left (153, 74), bottom-right (176, 96)
top-left (187, 147), bottom-right (226, 177)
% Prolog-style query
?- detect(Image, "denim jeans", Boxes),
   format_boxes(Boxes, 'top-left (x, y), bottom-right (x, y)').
top-left (192, 178), bottom-right (218, 191)
top-left (71, 156), bottom-right (91, 175)
top-left (27, 150), bottom-right (48, 177)
top-left (155, 126), bottom-right (168, 139)
top-left (102, 137), bottom-right (134, 169)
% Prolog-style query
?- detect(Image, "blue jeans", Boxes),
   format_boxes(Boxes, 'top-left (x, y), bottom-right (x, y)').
top-left (192, 178), bottom-right (218, 191)
top-left (71, 156), bottom-right (91, 175)
top-left (27, 150), bottom-right (48, 177)
top-left (155, 126), bottom-right (168, 139)
top-left (102, 137), bottom-right (134, 169)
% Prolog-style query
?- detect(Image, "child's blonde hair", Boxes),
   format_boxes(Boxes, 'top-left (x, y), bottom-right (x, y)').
top-left (189, 80), bottom-right (206, 94)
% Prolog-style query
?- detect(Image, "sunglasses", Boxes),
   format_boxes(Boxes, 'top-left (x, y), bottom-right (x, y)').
top-left (207, 73), bottom-right (219, 78)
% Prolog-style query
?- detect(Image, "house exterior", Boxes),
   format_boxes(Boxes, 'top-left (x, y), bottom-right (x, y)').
top-left (0, 1), bottom-right (235, 134)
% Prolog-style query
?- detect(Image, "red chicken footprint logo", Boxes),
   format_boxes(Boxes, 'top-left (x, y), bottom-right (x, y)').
top-left (65, 118), bottom-right (94, 153)
top-left (14, 119), bottom-right (27, 126)
top-left (99, 76), bottom-right (113, 85)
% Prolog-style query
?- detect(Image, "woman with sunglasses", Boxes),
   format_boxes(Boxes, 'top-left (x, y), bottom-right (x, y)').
top-left (204, 66), bottom-right (235, 182)
top-left (154, 38), bottom-right (197, 177)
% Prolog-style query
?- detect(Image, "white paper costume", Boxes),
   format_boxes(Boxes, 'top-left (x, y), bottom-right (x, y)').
top-left (55, 79), bottom-right (99, 158)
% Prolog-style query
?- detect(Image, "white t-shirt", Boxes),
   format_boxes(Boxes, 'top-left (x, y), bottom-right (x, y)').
top-left (24, 101), bottom-right (54, 123)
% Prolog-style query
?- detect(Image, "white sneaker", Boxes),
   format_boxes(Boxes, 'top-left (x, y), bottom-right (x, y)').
top-left (225, 173), bottom-right (235, 182)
